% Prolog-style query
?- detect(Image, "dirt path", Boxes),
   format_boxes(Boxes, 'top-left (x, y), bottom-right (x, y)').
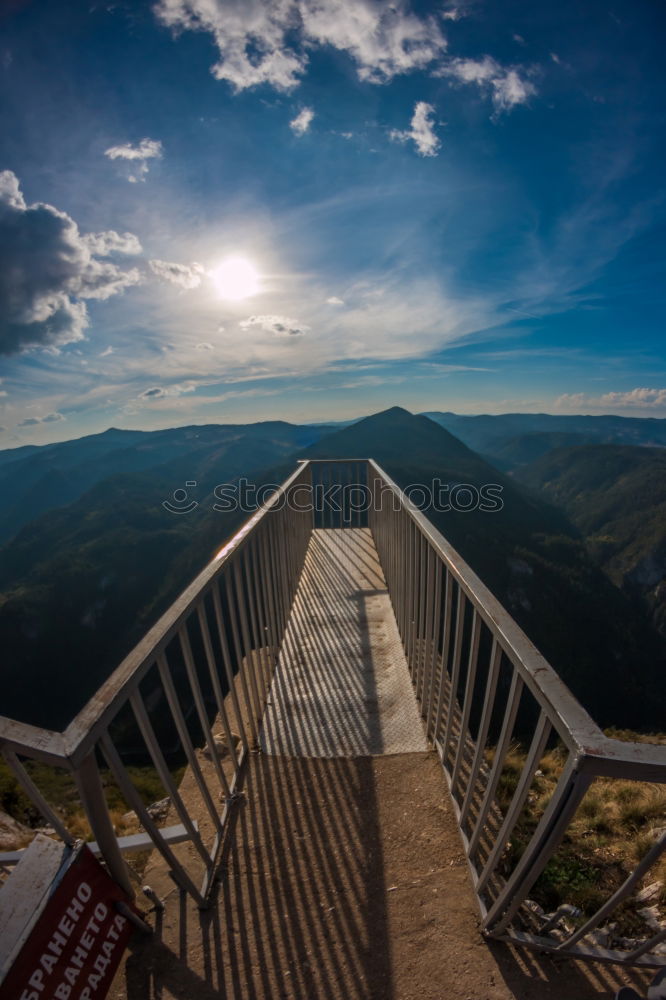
top-left (109, 750), bottom-right (652, 1000)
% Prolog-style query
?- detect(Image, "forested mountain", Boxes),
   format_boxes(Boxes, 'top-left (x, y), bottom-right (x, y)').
top-left (303, 409), bottom-right (665, 730)
top-left (515, 443), bottom-right (666, 636)
top-left (0, 409), bottom-right (663, 735)
top-left (0, 421), bottom-right (334, 544)
top-left (423, 411), bottom-right (666, 471)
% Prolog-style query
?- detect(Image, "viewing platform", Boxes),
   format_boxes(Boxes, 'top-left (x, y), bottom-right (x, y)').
top-left (1, 459), bottom-right (665, 999)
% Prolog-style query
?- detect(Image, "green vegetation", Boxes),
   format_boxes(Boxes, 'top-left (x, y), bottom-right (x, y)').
top-left (0, 756), bottom-right (184, 845)
top-left (492, 733), bottom-right (666, 936)
top-left (515, 443), bottom-right (666, 637)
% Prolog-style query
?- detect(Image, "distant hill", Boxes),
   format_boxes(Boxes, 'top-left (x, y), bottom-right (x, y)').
top-left (304, 408), bottom-right (665, 730)
top-left (515, 443), bottom-right (666, 636)
top-left (0, 420), bottom-right (334, 544)
top-left (423, 411), bottom-right (666, 471)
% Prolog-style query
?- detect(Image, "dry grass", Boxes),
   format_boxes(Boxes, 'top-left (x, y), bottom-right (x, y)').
top-left (488, 732), bottom-right (666, 938)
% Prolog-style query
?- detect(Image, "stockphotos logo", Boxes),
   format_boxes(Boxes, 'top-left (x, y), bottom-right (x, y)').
top-left (162, 479), bottom-right (504, 515)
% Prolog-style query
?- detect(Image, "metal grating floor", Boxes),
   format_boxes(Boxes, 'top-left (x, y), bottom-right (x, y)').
top-left (260, 528), bottom-right (428, 757)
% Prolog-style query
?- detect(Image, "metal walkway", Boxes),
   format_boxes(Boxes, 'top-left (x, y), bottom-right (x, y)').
top-left (260, 529), bottom-right (428, 758)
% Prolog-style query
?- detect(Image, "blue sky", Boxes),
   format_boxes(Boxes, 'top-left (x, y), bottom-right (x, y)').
top-left (1, 0), bottom-right (665, 444)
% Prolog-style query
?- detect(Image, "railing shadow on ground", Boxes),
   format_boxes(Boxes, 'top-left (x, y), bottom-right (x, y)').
top-left (120, 531), bottom-right (395, 998)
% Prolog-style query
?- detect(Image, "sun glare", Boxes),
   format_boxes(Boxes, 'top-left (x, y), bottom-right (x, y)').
top-left (210, 255), bottom-right (260, 300)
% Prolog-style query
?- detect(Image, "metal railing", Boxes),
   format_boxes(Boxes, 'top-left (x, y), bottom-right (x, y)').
top-left (366, 459), bottom-right (666, 967)
top-left (0, 462), bottom-right (311, 905)
top-left (0, 458), bottom-right (664, 965)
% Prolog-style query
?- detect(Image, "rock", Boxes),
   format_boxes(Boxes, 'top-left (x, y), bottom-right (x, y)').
top-left (637, 881), bottom-right (662, 904)
top-left (203, 731), bottom-right (241, 759)
top-left (638, 906), bottom-right (664, 933)
top-left (585, 928), bottom-right (611, 948)
top-left (0, 809), bottom-right (31, 850)
top-left (121, 810), bottom-right (137, 824)
top-left (146, 797), bottom-right (170, 822)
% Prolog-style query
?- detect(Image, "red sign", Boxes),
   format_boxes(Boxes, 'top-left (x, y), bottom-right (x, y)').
top-left (0, 845), bottom-right (138, 1000)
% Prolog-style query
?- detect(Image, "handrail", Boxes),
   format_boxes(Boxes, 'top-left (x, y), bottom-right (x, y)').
top-left (62, 460), bottom-right (310, 764)
top-left (365, 458), bottom-right (666, 966)
top-left (0, 460), bottom-right (313, 903)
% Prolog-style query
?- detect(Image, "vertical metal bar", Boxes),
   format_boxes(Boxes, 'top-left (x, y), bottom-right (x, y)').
top-left (406, 519), bottom-right (419, 674)
top-left (441, 588), bottom-right (466, 765)
top-left (2, 749), bottom-right (75, 846)
top-left (424, 559), bottom-right (443, 735)
top-left (129, 689), bottom-right (211, 864)
top-left (431, 570), bottom-right (453, 742)
top-left (225, 564), bottom-right (260, 745)
top-left (459, 637), bottom-right (502, 826)
top-left (99, 732), bottom-right (204, 905)
top-left (450, 609), bottom-right (482, 798)
top-left (196, 602), bottom-right (241, 776)
top-left (476, 711), bottom-right (551, 894)
top-left (415, 534), bottom-right (429, 703)
top-left (420, 544), bottom-right (437, 720)
top-left (232, 556), bottom-right (263, 730)
top-left (179, 623), bottom-right (232, 802)
top-left (211, 580), bottom-right (249, 750)
top-left (157, 652), bottom-right (224, 832)
top-left (468, 669), bottom-right (524, 857)
top-left (484, 757), bottom-right (592, 934)
top-left (74, 750), bottom-right (134, 898)
top-left (245, 538), bottom-right (270, 704)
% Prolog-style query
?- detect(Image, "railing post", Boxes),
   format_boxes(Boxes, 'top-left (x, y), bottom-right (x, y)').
top-left (74, 749), bottom-right (135, 899)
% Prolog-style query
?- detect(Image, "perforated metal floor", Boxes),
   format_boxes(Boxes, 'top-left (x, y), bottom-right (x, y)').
top-left (260, 528), bottom-right (428, 757)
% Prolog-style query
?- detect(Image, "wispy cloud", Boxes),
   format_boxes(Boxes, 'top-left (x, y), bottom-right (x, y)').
top-left (435, 56), bottom-right (537, 115)
top-left (290, 107), bottom-right (314, 135)
top-left (389, 101), bottom-right (440, 156)
top-left (556, 388), bottom-right (666, 412)
top-left (104, 138), bottom-right (163, 182)
top-left (149, 258), bottom-right (204, 289)
top-left (239, 314), bottom-right (309, 337)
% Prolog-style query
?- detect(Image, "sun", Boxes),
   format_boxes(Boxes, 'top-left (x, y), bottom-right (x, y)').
top-left (210, 255), bottom-right (260, 300)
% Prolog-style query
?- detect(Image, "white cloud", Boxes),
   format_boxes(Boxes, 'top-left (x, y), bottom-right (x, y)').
top-left (100, 346), bottom-right (114, 357)
top-left (0, 171), bottom-right (142, 356)
top-left (153, 0), bottom-right (447, 92)
top-left (104, 138), bottom-right (163, 182)
top-left (19, 411), bottom-right (65, 427)
top-left (326, 296), bottom-right (344, 305)
top-left (196, 341), bottom-right (215, 350)
top-left (555, 388), bottom-right (666, 412)
top-left (492, 69), bottom-right (536, 113)
top-left (389, 101), bottom-right (440, 157)
top-left (290, 106), bottom-right (314, 135)
top-left (83, 231), bottom-right (143, 256)
top-left (239, 314), bottom-right (309, 337)
top-left (149, 258), bottom-right (205, 289)
top-left (435, 56), bottom-right (536, 114)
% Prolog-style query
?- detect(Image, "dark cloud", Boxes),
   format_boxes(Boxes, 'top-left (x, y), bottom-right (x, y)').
top-left (18, 411), bottom-right (65, 426)
top-left (0, 171), bottom-right (142, 356)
